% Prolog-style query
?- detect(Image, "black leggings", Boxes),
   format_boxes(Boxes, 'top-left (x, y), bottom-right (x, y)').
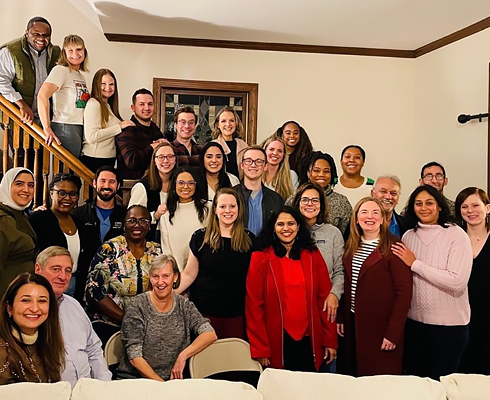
top-left (283, 331), bottom-right (316, 372)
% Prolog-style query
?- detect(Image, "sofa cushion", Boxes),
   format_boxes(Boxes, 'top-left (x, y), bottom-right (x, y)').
top-left (257, 369), bottom-right (446, 400)
top-left (0, 381), bottom-right (71, 400)
top-left (71, 378), bottom-right (262, 400)
top-left (441, 373), bottom-right (490, 400)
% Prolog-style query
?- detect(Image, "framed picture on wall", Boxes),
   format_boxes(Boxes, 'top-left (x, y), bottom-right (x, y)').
top-left (152, 78), bottom-right (258, 145)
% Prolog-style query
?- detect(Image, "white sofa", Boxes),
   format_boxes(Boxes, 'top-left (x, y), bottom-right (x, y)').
top-left (2, 371), bottom-right (490, 400)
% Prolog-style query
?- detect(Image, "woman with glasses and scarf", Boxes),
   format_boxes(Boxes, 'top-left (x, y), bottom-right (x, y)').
top-left (85, 205), bottom-right (161, 346)
top-left (29, 173), bottom-right (90, 303)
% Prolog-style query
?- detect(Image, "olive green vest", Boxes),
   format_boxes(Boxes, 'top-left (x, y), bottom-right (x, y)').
top-left (0, 36), bottom-right (60, 107)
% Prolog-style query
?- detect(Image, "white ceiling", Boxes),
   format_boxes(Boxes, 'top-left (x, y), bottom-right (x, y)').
top-left (88, 0), bottom-right (490, 50)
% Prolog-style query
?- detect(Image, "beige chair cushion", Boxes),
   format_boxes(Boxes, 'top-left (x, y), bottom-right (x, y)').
top-left (257, 369), bottom-right (446, 400)
top-left (71, 377), bottom-right (262, 400)
top-left (441, 373), bottom-right (490, 400)
top-left (0, 381), bottom-right (71, 400)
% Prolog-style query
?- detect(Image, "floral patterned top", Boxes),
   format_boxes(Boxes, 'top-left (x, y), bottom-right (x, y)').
top-left (86, 235), bottom-right (162, 326)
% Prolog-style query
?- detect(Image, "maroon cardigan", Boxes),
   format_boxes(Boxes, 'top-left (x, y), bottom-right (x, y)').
top-left (246, 247), bottom-right (337, 370)
top-left (342, 248), bottom-right (413, 376)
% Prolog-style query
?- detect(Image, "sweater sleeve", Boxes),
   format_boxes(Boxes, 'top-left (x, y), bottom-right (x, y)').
top-left (313, 250), bottom-right (338, 350)
top-left (410, 227), bottom-right (472, 292)
top-left (245, 252), bottom-right (271, 359)
top-left (121, 296), bottom-right (146, 360)
top-left (83, 99), bottom-right (121, 144)
top-left (329, 227), bottom-right (345, 299)
top-left (116, 128), bottom-right (153, 170)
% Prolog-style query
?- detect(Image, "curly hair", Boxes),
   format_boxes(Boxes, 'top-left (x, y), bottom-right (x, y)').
top-left (404, 185), bottom-right (452, 231)
top-left (273, 120), bottom-right (313, 172)
top-left (298, 151), bottom-right (338, 188)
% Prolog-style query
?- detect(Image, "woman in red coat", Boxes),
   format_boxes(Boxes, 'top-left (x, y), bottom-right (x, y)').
top-left (338, 197), bottom-right (412, 376)
top-left (246, 206), bottom-right (337, 371)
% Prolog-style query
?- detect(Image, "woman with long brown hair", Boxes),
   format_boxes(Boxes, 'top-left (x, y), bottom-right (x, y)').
top-left (129, 142), bottom-right (177, 241)
top-left (273, 120), bottom-right (313, 174)
top-left (0, 273), bottom-right (65, 384)
top-left (176, 188), bottom-right (253, 339)
top-left (211, 107), bottom-right (248, 177)
top-left (82, 68), bottom-right (134, 171)
top-left (261, 136), bottom-right (298, 200)
top-left (339, 197), bottom-right (412, 377)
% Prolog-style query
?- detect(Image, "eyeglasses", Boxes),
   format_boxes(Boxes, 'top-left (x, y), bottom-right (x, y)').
top-left (300, 197), bottom-right (321, 205)
top-left (422, 173), bottom-right (445, 181)
top-left (125, 218), bottom-right (150, 227)
top-left (176, 180), bottom-right (196, 187)
top-left (52, 189), bottom-right (78, 199)
top-left (155, 154), bottom-right (176, 162)
top-left (177, 119), bottom-right (196, 127)
top-left (242, 158), bottom-right (265, 167)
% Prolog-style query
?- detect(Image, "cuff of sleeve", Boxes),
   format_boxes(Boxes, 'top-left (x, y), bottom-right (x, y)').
top-left (411, 259), bottom-right (423, 273)
top-left (126, 345), bottom-right (143, 360)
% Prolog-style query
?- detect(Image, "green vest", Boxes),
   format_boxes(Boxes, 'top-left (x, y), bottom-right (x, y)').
top-left (0, 36), bottom-right (60, 107)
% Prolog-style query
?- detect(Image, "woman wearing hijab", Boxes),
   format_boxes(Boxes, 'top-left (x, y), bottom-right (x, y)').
top-left (0, 168), bottom-right (37, 298)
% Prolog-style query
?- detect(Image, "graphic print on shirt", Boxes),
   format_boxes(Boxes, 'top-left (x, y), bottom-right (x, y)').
top-left (74, 80), bottom-right (90, 108)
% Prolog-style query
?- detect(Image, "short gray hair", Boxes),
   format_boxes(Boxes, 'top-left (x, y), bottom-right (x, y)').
top-left (374, 174), bottom-right (402, 193)
top-left (35, 246), bottom-right (73, 269)
top-left (148, 254), bottom-right (181, 289)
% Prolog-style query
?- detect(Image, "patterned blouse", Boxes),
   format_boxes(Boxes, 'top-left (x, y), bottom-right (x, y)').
top-left (85, 235), bottom-right (162, 326)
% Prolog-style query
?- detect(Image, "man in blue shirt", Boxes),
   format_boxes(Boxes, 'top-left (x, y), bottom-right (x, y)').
top-left (35, 246), bottom-right (111, 387)
top-left (233, 145), bottom-right (283, 235)
top-left (371, 175), bottom-right (406, 238)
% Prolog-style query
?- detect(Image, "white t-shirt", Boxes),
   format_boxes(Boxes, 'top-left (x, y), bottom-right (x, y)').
top-left (334, 176), bottom-right (374, 207)
top-left (45, 65), bottom-right (89, 125)
top-left (64, 230), bottom-right (80, 273)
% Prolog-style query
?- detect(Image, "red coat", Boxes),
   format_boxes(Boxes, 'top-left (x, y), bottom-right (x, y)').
top-left (342, 248), bottom-right (413, 376)
top-left (246, 247), bottom-right (338, 371)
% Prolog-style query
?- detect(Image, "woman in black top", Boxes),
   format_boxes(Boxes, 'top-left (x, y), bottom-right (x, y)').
top-left (29, 173), bottom-right (90, 303)
top-left (176, 188), bottom-right (253, 339)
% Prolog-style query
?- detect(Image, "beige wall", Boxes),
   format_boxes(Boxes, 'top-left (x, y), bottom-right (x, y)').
top-left (1, 0), bottom-right (488, 208)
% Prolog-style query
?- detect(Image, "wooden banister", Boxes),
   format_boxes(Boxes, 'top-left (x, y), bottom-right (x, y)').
top-left (0, 93), bottom-right (95, 206)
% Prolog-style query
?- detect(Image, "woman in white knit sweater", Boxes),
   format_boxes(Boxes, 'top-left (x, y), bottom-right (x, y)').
top-left (82, 68), bottom-right (134, 172)
top-left (391, 185), bottom-right (472, 380)
top-left (159, 167), bottom-right (210, 271)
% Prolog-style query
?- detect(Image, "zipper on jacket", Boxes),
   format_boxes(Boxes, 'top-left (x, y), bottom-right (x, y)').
top-left (269, 259), bottom-right (284, 367)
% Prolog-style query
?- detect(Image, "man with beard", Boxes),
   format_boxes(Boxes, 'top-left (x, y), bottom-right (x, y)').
top-left (115, 88), bottom-right (165, 180)
top-left (371, 174), bottom-right (407, 238)
top-left (72, 166), bottom-right (126, 266)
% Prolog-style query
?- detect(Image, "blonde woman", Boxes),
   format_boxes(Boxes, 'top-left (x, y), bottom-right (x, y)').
top-left (176, 188), bottom-right (253, 339)
top-left (261, 136), bottom-right (299, 200)
top-left (38, 34), bottom-right (90, 156)
top-left (82, 68), bottom-right (134, 172)
top-left (211, 106), bottom-right (248, 177)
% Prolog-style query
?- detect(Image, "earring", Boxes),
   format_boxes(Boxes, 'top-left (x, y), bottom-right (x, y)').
top-left (172, 282), bottom-right (177, 289)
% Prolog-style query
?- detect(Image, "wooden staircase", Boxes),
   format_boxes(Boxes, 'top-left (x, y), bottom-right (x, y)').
top-left (0, 93), bottom-right (95, 207)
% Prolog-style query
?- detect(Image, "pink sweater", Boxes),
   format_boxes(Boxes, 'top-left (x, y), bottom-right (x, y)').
top-left (402, 223), bottom-right (472, 326)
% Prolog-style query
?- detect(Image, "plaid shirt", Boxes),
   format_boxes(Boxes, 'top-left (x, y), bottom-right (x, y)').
top-left (172, 139), bottom-right (203, 167)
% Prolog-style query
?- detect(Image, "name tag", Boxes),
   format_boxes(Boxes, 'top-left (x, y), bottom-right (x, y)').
top-left (114, 222), bottom-right (123, 229)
